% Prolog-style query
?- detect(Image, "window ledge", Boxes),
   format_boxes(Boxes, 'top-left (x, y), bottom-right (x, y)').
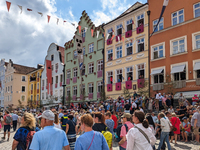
top-left (170, 51), bottom-right (188, 57)
top-left (192, 48), bottom-right (200, 52)
top-left (88, 51), bottom-right (94, 54)
top-left (151, 57), bottom-right (166, 62)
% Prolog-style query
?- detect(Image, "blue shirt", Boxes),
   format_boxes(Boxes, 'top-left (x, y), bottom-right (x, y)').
top-left (75, 130), bottom-right (109, 150)
top-left (29, 126), bottom-right (69, 150)
top-left (105, 119), bottom-right (114, 135)
top-left (12, 114), bottom-right (18, 121)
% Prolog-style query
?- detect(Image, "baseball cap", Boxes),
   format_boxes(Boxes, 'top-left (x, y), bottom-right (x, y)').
top-left (121, 113), bottom-right (132, 119)
top-left (182, 116), bottom-right (187, 120)
top-left (38, 110), bottom-right (55, 121)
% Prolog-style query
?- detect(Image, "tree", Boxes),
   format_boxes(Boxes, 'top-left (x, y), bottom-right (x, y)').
top-left (164, 75), bottom-right (177, 95)
top-left (123, 86), bottom-right (131, 99)
top-left (138, 80), bottom-right (149, 97)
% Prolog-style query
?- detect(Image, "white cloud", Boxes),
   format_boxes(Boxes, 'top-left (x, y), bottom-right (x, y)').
top-left (0, 0), bottom-right (76, 67)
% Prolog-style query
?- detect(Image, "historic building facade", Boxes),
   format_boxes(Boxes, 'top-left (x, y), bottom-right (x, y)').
top-left (40, 43), bottom-right (65, 106)
top-left (64, 11), bottom-right (104, 102)
top-left (104, 2), bottom-right (149, 99)
top-left (149, 0), bottom-right (200, 98)
top-left (27, 65), bottom-right (44, 108)
top-left (4, 59), bottom-right (36, 108)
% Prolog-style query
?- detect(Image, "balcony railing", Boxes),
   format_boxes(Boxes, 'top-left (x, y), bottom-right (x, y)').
top-left (196, 78), bottom-right (200, 86)
top-left (30, 77), bottom-right (36, 82)
top-left (174, 80), bottom-right (186, 89)
top-left (153, 83), bottom-right (164, 91)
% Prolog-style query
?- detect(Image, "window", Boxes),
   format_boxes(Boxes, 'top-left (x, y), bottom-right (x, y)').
top-left (153, 44), bottom-right (164, 59)
top-left (126, 19), bottom-right (132, 31)
top-left (172, 9), bottom-right (184, 26)
top-left (22, 86), bottom-right (25, 92)
top-left (197, 70), bottom-right (200, 78)
top-left (116, 46), bottom-right (122, 59)
top-left (172, 39), bottom-right (185, 54)
top-left (194, 2), bottom-right (200, 18)
top-left (153, 70), bottom-right (164, 84)
top-left (6, 87), bottom-right (7, 93)
top-left (174, 70), bottom-right (186, 81)
top-left (88, 83), bottom-right (93, 93)
top-left (51, 55), bottom-right (54, 61)
top-left (67, 70), bottom-right (71, 79)
top-left (126, 42), bottom-right (133, 55)
top-left (60, 75), bottom-right (63, 83)
top-left (89, 43), bottom-right (94, 53)
top-left (42, 93), bottom-right (44, 100)
top-left (55, 76), bottom-right (58, 84)
top-left (55, 63), bottom-right (58, 70)
top-left (88, 63), bottom-right (94, 74)
top-left (31, 84), bottom-right (33, 90)
top-left (22, 76), bottom-right (26, 81)
top-left (51, 65), bottom-right (54, 71)
top-left (42, 80), bottom-right (44, 87)
top-left (137, 14), bottom-right (144, 26)
top-left (107, 71), bottom-right (113, 84)
top-left (116, 24), bottom-right (122, 36)
top-left (73, 68), bottom-right (78, 77)
top-left (66, 53), bottom-right (71, 61)
top-left (52, 77), bottom-right (53, 84)
top-left (46, 79), bottom-right (48, 86)
top-left (83, 47), bottom-right (85, 55)
top-left (97, 81), bottom-right (103, 92)
top-left (37, 95), bottom-right (39, 100)
top-left (82, 29), bottom-right (86, 37)
top-left (21, 95), bottom-right (25, 101)
top-left (126, 67), bottom-right (133, 81)
top-left (107, 49), bottom-right (113, 61)
top-left (74, 50), bottom-right (77, 59)
top-left (8, 86), bottom-right (9, 92)
top-left (153, 18), bottom-right (163, 32)
top-left (97, 60), bottom-right (103, 71)
top-left (67, 87), bottom-right (70, 96)
top-left (31, 95), bottom-right (33, 101)
top-left (46, 92), bottom-right (48, 99)
top-left (37, 83), bottom-right (39, 89)
top-left (137, 38), bottom-right (144, 52)
top-left (37, 72), bottom-right (40, 78)
top-left (116, 69), bottom-right (122, 82)
top-left (195, 34), bottom-right (200, 49)
top-left (73, 86), bottom-right (77, 96)
top-left (10, 95), bottom-right (12, 101)
top-left (82, 65), bottom-right (85, 75)
top-left (107, 28), bottom-right (113, 39)
top-left (10, 86), bottom-right (12, 92)
top-left (80, 84), bottom-right (85, 94)
top-left (138, 64), bottom-right (145, 79)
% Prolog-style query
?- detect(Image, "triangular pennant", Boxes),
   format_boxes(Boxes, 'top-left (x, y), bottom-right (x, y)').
top-left (47, 15), bottom-right (51, 23)
top-left (97, 31), bottom-right (100, 38)
top-left (111, 35), bottom-right (115, 41)
top-left (78, 25), bottom-right (81, 33)
top-left (85, 27), bottom-right (88, 32)
top-left (91, 29), bottom-right (94, 37)
top-left (71, 23), bottom-right (75, 26)
top-left (106, 34), bottom-right (110, 40)
top-left (38, 12), bottom-right (43, 17)
top-left (118, 36), bottom-right (120, 42)
top-left (63, 20), bottom-right (66, 25)
top-left (57, 18), bottom-right (59, 25)
top-left (27, 8), bottom-right (32, 11)
top-left (6, 1), bottom-right (11, 12)
top-left (18, 5), bottom-right (22, 14)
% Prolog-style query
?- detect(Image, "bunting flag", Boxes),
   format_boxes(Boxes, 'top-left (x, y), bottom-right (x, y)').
top-left (91, 29), bottom-right (94, 37)
top-left (97, 31), bottom-right (99, 38)
top-left (6, 1), bottom-right (11, 12)
top-left (78, 25), bottom-right (81, 33)
top-left (27, 8), bottom-right (32, 11)
top-left (85, 27), bottom-right (88, 32)
top-left (106, 34), bottom-right (110, 40)
top-left (122, 37), bottom-right (124, 42)
top-left (111, 28), bottom-right (114, 32)
top-left (38, 12), bottom-right (43, 17)
top-left (131, 19), bottom-right (134, 24)
top-left (18, 5), bottom-right (22, 14)
top-left (111, 34), bottom-right (115, 41)
top-left (71, 23), bottom-right (75, 26)
top-left (47, 15), bottom-right (51, 23)
top-left (151, 0), bottom-right (169, 36)
top-left (63, 20), bottom-right (67, 24)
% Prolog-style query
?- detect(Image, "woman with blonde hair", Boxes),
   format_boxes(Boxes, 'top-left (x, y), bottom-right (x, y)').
top-left (17, 113), bottom-right (22, 129)
top-left (12, 112), bottom-right (36, 150)
top-left (54, 113), bottom-right (61, 129)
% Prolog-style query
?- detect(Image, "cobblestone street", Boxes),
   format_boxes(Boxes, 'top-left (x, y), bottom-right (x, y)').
top-left (0, 129), bottom-right (199, 150)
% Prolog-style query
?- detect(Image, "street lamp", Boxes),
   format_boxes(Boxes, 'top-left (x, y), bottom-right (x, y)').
top-left (61, 63), bottom-right (66, 106)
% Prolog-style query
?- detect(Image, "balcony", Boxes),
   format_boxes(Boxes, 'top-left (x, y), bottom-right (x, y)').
top-left (125, 30), bottom-right (132, 38)
top-left (126, 81), bottom-right (132, 89)
top-left (82, 37), bottom-right (85, 43)
top-left (80, 94), bottom-right (84, 100)
top-left (73, 77), bottom-right (77, 83)
top-left (55, 83), bottom-right (57, 88)
top-left (89, 93), bottom-right (93, 99)
top-left (107, 84), bottom-right (112, 92)
top-left (37, 78), bottom-right (39, 82)
top-left (42, 87), bottom-right (44, 90)
top-left (116, 34), bottom-right (121, 42)
top-left (136, 24), bottom-right (144, 34)
top-left (116, 82), bottom-right (121, 91)
top-left (153, 83), bottom-right (164, 91)
top-left (66, 78), bottom-right (70, 85)
top-left (37, 89), bottom-right (39, 93)
top-left (174, 80), bottom-right (186, 89)
top-left (137, 78), bottom-right (145, 88)
top-left (97, 70), bottom-right (102, 78)
top-left (73, 95), bottom-right (77, 101)
top-left (30, 76), bottom-right (36, 82)
top-left (97, 92), bottom-right (101, 98)
top-left (107, 39), bottom-right (112, 45)
top-left (60, 82), bottom-right (62, 87)
top-left (196, 78), bottom-right (200, 86)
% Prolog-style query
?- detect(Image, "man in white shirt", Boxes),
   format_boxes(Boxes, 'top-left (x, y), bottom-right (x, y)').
top-left (151, 112), bottom-right (158, 123)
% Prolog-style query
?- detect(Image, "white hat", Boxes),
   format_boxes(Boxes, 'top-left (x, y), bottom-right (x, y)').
top-left (38, 110), bottom-right (54, 121)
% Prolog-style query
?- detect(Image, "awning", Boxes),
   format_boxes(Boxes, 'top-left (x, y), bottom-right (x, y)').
top-left (194, 62), bottom-right (200, 71)
top-left (171, 65), bottom-right (185, 74)
top-left (150, 69), bottom-right (163, 75)
top-left (174, 91), bottom-right (200, 99)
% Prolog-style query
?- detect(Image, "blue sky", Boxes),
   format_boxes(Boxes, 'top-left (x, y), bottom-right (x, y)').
top-left (0, 0), bottom-right (147, 67)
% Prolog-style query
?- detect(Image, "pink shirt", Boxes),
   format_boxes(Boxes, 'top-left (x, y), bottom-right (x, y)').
top-left (162, 97), bottom-right (167, 103)
top-left (120, 121), bottom-right (134, 148)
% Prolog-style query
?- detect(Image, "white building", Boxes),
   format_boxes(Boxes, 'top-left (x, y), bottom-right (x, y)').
top-left (41, 43), bottom-right (65, 106)
top-left (0, 59), bottom-right (7, 110)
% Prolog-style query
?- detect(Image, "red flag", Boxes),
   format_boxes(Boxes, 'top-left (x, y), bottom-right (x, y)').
top-left (6, 1), bottom-right (11, 12)
top-left (91, 29), bottom-right (94, 37)
top-left (78, 25), bottom-right (81, 33)
top-left (122, 37), bottom-right (124, 42)
top-left (47, 15), bottom-right (51, 23)
top-left (132, 19), bottom-right (134, 24)
top-left (27, 8), bottom-right (32, 11)
top-left (111, 28), bottom-right (114, 32)
top-left (111, 35), bottom-right (115, 41)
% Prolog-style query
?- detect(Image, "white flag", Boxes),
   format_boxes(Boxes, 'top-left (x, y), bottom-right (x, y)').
top-left (18, 5), bottom-right (22, 14)
top-left (85, 27), bottom-right (88, 32)
top-left (57, 18), bottom-right (59, 25)
top-left (118, 36), bottom-right (120, 42)
top-left (97, 31), bottom-right (99, 38)
top-left (106, 34), bottom-right (110, 40)
top-left (163, 0), bottom-right (169, 6)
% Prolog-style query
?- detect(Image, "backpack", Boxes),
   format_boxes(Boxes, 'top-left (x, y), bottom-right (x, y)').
top-left (115, 124), bottom-right (128, 142)
top-left (26, 130), bottom-right (36, 150)
top-left (5, 115), bottom-right (12, 124)
top-left (101, 127), bottom-right (112, 148)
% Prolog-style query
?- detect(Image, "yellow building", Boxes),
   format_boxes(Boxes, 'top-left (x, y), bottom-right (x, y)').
top-left (104, 2), bottom-right (149, 99)
top-left (27, 64), bottom-right (44, 108)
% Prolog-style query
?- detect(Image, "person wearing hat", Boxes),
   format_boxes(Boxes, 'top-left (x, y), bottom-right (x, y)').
top-left (61, 110), bottom-right (69, 132)
top-left (181, 116), bottom-right (191, 142)
top-left (118, 113), bottom-right (134, 150)
top-left (192, 94), bottom-right (199, 106)
top-left (191, 106), bottom-right (200, 145)
top-left (29, 110), bottom-right (70, 150)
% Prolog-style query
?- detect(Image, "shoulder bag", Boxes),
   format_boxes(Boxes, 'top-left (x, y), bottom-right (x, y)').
top-left (134, 126), bottom-right (150, 143)
top-left (171, 118), bottom-right (177, 132)
top-left (87, 132), bottom-right (95, 150)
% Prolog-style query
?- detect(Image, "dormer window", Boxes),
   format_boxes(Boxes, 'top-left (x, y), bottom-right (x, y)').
top-left (51, 55), bottom-right (54, 61)
top-left (126, 19), bottom-right (132, 31)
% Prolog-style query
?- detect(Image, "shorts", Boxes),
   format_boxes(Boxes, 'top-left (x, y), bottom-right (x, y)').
top-left (169, 131), bottom-right (174, 136)
top-left (4, 125), bottom-right (11, 132)
top-left (193, 127), bottom-right (200, 135)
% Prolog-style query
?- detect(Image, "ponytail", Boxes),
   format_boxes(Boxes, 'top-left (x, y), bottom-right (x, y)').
top-left (142, 119), bottom-right (149, 128)
top-left (94, 112), bottom-right (105, 124)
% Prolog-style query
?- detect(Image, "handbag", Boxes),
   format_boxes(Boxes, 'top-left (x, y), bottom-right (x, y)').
top-left (171, 118), bottom-right (178, 132)
top-left (134, 126), bottom-right (150, 143)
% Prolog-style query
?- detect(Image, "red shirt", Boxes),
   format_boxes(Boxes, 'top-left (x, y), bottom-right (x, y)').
top-left (111, 115), bottom-right (118, 129)
top-left (3, 114), bottom-right (12, 125)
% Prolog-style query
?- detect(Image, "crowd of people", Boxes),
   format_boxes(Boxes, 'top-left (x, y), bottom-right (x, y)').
top-left (0, 92), bottom-right (199, 150)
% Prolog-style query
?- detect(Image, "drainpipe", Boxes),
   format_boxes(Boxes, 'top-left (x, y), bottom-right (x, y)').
top-left (102, 24), bottom-right (105, 101)
top-left (147, 10), bottom-right (151, 97)
top-left (62, 64), bottom-right (66, 106)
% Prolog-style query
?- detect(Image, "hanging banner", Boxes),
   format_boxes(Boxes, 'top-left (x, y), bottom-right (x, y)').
top-left (47, 15), bottom-right (51, 23)
top-left (91, 29), bottom-right (94, 37)
top-left (106, 34), bottom-right (109, 40)
top-left (46, 60), bottom-right (52, 95)
top-left (97, 31), bottom-right (99, 38)
top-left (85, 27), bottom-right (88, 32)
top-left (27, 8), bottom-right (32, 11)
top-left (78, 25), bottom-right (81, 33)
top-left (6, 1), bottom-right (11, 12)
top-left (38, 12), bottom-right (43, 17)
top-left (75, 34), bottom-right (84, 71)
top-left (111, 35), bottom-right (115, 41)
top-left (57, 18), bottom-right (59, 25)
top-left (18, 5), bottom-right (22, 14)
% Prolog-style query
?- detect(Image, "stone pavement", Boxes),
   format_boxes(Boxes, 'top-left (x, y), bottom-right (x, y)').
top-left (0, 129), bottom-right (199, 150)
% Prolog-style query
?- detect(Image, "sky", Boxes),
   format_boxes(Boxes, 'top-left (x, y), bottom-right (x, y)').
top-left (0, 0), bottom-right (147, 67)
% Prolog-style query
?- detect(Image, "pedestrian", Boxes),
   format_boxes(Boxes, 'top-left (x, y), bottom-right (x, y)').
top-left (111, 111), bottom-right (118, 133)
top-left (170, 113), bottom-right (181, 144)
top-left (54, 113), bottom-right (61, 129)
top-left (12, 111), bottom-right (18, 131)
top-left (191, 106), bottom-right (200, 145)
top-left (181, 117), bottom-right (191, 142)
top-left (61, 110), bottom-right (68, 131)
top-left (74, 114), bottom-right (109, 150)
top-left (2, 110), bottom-right (12, 141)
top-left (0, 112), bottom-right (3, 132)
top-left (29, 110), bottom-right (70, 150)
top-left (192, 94), bottom-right (199, 106)
top-left (12, 112), bottom-right (36, 150)
top-left (105, 111), bottom-right (114, 135)
top-left (17, 113), bottom-right (22, 129)
top-left (126, 110), bottom-right (156, 150)
top-left (92, 112), bottom-right (107, 132)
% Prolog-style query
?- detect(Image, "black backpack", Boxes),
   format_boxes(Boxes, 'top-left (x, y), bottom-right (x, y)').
top-left (115, 124), bottom-right (128, 142)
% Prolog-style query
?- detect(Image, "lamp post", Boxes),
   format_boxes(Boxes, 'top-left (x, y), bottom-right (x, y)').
top-left (61, 63), bottom-right (66, 106)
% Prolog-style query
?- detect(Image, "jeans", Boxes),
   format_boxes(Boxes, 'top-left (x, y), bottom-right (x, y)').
top-left (159, 101), bottom-right (162, 109)
top-left (119, 146), bottom-right (126, 150)
top-left (158, 132), bottom-right (171, 150)
top-left (13, 120), bottom-right (17, 131)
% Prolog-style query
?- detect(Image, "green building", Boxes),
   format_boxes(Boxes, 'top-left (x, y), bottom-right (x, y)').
top-left (64, 11), bottom-right (104, 103)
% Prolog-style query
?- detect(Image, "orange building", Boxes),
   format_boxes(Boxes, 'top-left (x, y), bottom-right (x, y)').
top-left (149, 0), bottom-right (200, 98)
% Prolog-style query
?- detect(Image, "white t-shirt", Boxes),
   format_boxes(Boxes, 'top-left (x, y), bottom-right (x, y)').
top-left (54, 123), bottom-right (61, 129)
top-left (132, 102), bottom-right (137, 108)
top-left (160, 117), bottom-right (171, 132)
top-left (168, 108), bottom-right (174, 114)
top-left (140, 108), bottom-right (144, 112)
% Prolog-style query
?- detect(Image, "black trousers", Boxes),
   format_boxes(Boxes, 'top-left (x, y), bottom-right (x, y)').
top-left (13, 120), bottom-right (17, 131)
